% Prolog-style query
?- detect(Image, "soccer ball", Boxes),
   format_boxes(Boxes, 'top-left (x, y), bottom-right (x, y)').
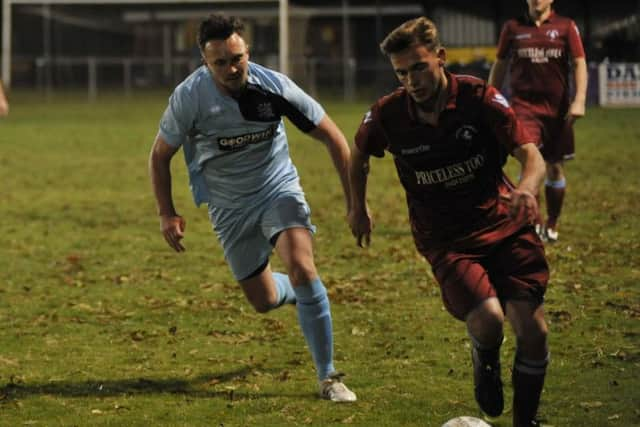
top-left (441, 416), bottom-right (492, 427)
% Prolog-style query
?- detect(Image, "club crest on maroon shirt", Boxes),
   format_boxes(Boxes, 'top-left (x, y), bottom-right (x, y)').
top-left (455, 125), bottom-right (478, 142)
top-left (546, 29), bottom-right (559, 40)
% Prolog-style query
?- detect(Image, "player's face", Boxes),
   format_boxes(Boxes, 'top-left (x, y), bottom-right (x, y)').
top-left (389, 44), bottom-right (446, 109)
top-left (202, 33), bottom-right (250, 96)
top-left (527, 0), bottom-right (554, 16)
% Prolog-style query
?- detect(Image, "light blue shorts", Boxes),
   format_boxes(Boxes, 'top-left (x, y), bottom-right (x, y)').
top-left (208, 191), bottom-right (316, 281)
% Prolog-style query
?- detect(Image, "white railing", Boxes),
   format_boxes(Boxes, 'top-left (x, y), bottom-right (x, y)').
top-left (35, 56), bottom-right (200, 100)
top-left (32, 55), bottom-right (362, 101)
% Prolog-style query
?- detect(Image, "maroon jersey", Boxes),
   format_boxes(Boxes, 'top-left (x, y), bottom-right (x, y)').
top-left (496, 11), bottom-right (585, 117)
top-left (355, 73), bottom-right (534, 253)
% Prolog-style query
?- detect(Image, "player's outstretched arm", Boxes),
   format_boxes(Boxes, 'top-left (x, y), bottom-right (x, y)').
top-left (348, 144), bottom-right (373, 248)
top-left (308, 114), bottom-right (352, 213)
top-left (149, 134), bottom-right (186, 252)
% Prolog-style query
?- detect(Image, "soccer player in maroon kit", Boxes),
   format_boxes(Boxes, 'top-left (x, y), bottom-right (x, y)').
top-left (348, 17), bottom-right (550, 427)
top-left (489, 0), bottom-right (588, 242)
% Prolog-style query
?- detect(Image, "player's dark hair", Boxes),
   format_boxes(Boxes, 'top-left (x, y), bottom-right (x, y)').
top-left (198, 14), bottom-right (244, 50)
top-left (380, 16), bottom-right (441, 56)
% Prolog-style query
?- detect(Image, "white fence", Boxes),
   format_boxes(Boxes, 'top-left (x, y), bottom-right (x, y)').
top-left (32, 55), bottom-right (364, 101)
top-left (35, 56), bottom-right (200, 100)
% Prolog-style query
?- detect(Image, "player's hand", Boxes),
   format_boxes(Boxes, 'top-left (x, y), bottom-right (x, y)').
top-left (566, 100), bottom-right (585, 124)
top-left (347, 207), bottom-right (373, 248)
top-left (501, 190), bottom-right (538, 225)
top-left (160, 214), bottom-right (186, 252)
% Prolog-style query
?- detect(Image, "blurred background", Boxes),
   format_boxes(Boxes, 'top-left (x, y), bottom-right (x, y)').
top-left (1, 0), bottom-right (639, 104)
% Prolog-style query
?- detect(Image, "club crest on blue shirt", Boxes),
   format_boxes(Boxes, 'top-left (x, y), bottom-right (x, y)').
top-left (257, 102), bottom-right (276, 120)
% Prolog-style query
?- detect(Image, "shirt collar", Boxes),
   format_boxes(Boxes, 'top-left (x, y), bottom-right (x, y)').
top-left (525, 9), bottom-right (556, 25)
top-left (406, 70), bottom-right (458, 123)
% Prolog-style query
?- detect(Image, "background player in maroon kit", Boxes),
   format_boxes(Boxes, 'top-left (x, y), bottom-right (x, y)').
top-left (348, 17), bottom-right (551, 426)
top-left (489, 0), bottom-right (588, 242)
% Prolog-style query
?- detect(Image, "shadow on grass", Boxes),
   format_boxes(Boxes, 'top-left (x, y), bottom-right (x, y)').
top-left (0, 366), bottom-right (307, 401)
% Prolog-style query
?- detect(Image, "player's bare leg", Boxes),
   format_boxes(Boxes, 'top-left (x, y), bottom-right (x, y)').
top-left (240, 264), bottom-right (294, 313)
top-left (276, 227), bottom-right (356, 402)
top-left (544, 161), bottom-right (566, 242)
top-left (466, 297), bottom-right (505, 418)
top-left (506, 300), bottom-right (549, 427)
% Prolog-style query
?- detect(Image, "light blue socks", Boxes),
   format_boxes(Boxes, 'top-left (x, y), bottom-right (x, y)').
top-left (293, 277), bottom-right (335, 380)
top-left (271, 272), bottom-right (297, 308)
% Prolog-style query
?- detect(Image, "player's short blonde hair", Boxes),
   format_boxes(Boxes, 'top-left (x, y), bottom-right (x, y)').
top-left (379, 17), bottom-right (441, 56)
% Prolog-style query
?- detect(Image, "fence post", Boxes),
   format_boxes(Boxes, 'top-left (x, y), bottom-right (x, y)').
top-left (88, 57), bottom-right (97, 102)
top-left (124, 59), bottom-right (132, 97)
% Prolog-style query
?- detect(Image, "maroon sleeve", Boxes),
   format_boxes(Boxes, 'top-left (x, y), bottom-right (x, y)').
top-left (482, 85), bottom-right (534, 152)
top-left (567, 19), bottom-right (586, 59)
top-left (495, 21), bottom-right (513, 59)
top-left (354, 105), bottom-right (387, 158)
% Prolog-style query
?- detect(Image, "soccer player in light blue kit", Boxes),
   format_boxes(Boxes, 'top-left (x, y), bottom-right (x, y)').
top-left (149, 14), bottom-right (356, 402)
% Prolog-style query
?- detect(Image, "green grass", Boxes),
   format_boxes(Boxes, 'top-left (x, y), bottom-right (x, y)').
top-left (0, 91), bottom-right (638, 426)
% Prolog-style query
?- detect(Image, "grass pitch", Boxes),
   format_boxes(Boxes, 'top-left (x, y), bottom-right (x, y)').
top-left (0, 91), bottom-right (638, 426)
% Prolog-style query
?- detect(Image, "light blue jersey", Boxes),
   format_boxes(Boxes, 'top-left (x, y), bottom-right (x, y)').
top-left (159, 62), bottom-right (325, 209)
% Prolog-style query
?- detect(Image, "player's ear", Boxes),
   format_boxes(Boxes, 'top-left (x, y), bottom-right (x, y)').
top-left (437, 47), bottom-right (446, 67)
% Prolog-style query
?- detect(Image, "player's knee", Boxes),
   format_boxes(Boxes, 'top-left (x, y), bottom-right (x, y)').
top-left (546, 163), bottom-right (564, 181)
top-left (518, 319), bottom-right (548, 348)
top-left (469, 299), bottom-right (504, 328)
top-left (251, 300), bottom-right (275, 314)
top-left (466, 299), bottom-right (505, 345)
top-left (246, 294), bottom-right (279, 314)
top-left (287, 263), bottom-right (318, 286)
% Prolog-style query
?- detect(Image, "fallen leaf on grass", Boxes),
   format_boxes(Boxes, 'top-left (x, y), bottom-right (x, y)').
top-left (71, 303), bottom-right (98, 313)
top-left (0, 356), bottom-right (19, 366)
top-left (261, 317), bottom-right (286, 332)
top-left (206, 378), bottom-right (221, 386)
top-left (207, 330), bottom-right (253, 344)
top-left (130, 330), bottom-right (145, 341)
top-left (341, 415), bottom-right (356, 424)
top-left (609, 350), bottom-right (628, 360)
top-left (579, 401), bottom-right (603, 410)
top-left (351, 326), bottom-right (366, 336)
top-left (278, 370), bottom-right (291, 381)
top-left (548, 310), bottom-right (572, 322)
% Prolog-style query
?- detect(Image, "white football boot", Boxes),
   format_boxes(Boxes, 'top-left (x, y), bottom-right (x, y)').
top-left (319, 372), bottom-right (357, 402)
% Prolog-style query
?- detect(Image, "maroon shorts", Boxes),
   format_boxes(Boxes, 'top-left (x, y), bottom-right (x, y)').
top-left (426, 226), bottom-right (549, 321)
top-left (513, 103), bottom-right (575, 163)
